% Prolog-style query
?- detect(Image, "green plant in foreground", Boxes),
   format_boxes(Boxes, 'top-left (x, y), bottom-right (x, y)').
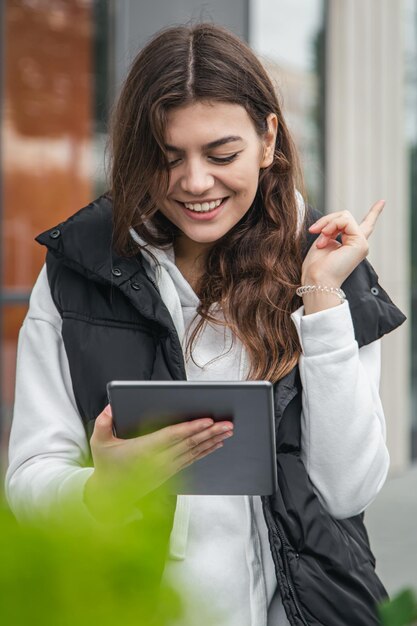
top-left (0, 495), bottom-right (181, 626)
top-left (378, 588), bottom-right (417, 626)
top-left (0, 459), bottom-right (218, 626)
top-left (3, 469), bottom-right (415, 626)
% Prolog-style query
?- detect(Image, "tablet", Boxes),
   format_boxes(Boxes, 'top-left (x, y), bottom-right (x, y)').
top-left (106, 381), bottom-right (277, 496)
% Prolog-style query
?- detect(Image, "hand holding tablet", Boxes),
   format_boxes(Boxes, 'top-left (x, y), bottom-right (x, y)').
top-left (106, 381), bottom-right (277, 496)
top-left (84, 400), bottom-right (234, 521)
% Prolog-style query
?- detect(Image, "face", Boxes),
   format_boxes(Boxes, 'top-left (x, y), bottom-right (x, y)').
top-left (157, 100), bottom-right (277, 259)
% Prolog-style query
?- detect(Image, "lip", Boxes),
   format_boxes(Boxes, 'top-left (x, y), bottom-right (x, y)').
top-left (176, 197), bottom-right (229, 221)
top-left (177, 197), bottom-right (227, 205)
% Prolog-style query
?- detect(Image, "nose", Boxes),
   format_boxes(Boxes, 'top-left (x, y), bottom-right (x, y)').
top-left (179, 159), bottom-right (215, 196)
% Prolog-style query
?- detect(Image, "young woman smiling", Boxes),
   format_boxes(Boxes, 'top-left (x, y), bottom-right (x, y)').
top-left (6, 22), bottom-right (406, 626)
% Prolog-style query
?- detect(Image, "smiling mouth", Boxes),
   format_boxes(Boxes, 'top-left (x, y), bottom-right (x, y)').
top-left (178, 197), bottom-right (229, 213)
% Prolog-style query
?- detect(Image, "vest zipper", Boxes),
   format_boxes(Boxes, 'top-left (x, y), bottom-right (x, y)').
top-left (273, 521), bottom-right (309, 626)
top-left (262, 498), bottom-right (309, 626)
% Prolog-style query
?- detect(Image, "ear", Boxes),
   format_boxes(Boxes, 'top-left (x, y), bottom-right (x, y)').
top-left (260, 113), bottom-right (278, 168)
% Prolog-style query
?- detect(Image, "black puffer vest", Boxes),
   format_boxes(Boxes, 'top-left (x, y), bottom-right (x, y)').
top-left (36, 194), bottom-right (406, 626)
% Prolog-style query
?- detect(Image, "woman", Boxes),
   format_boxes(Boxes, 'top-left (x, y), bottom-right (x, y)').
top-left (5, 22), bottom-right (406, 626)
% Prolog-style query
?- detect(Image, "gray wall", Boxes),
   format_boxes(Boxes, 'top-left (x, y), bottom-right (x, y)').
top-left (113, 0), bottom-right (249, 91)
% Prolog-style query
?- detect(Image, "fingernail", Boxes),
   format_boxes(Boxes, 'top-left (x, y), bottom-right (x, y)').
top-left (104, 403), bottom-right (112, 417)
top-left (222, 425), bottom-right (233, 432)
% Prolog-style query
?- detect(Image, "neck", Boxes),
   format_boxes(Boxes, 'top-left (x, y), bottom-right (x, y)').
top-left (174, 235), bottom-right (213, 269)
top-left (174, 235), bottom-right (213, 291)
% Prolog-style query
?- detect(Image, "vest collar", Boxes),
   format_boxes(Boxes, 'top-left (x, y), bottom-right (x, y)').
top-left (35, 194), bottom-right (143, 287)
top-left (35, 194), bottom-right (188, 380)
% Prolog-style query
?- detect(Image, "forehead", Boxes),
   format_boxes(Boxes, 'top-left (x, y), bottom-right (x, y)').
top-left (164, 101), bottom-right (258, 146)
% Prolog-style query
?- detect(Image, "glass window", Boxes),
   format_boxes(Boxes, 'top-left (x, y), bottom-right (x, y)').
top-left (0, 0), bottom-right (112, 459)
top-left (249, 0), bottom-right (327, 210)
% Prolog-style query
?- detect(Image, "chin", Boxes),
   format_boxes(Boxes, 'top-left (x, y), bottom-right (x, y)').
top-left (184, 228), bottom-right (230, 244)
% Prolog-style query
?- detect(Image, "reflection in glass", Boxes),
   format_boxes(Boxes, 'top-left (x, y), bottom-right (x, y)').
top-left (249, 0), bottom-right (326, 210)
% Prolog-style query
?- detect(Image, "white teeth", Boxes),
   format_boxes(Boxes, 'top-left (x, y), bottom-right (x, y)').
top-left (184, 198), bottom-right (224, 212)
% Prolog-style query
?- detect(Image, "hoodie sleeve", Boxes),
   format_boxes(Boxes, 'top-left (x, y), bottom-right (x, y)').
top-left (4, 265), bottom-right (95, 523)
top-left (290, 300), bottom-right (389, 519)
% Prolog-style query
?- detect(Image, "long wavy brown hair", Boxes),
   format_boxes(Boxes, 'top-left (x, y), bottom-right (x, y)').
top-left (108, 22), bottom-right (311, 382)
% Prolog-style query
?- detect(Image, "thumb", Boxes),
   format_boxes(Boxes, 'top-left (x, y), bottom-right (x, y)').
top-left (92, 404), bottom-right (115, 443)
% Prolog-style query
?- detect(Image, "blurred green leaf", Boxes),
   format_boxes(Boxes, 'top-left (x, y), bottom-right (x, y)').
top-left (0, 455), bottom-right (223, 626)
top-left (0, 495), bottom-right (183, 626)
top-left (378, 589), bottom-right (417, 626)
top-left (0, 450), bottom-right (227, 626)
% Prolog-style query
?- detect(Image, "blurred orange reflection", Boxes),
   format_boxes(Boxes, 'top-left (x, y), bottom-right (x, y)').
top-left (3, 0), bottom-right (95, 291)
top-left (2, 0), bottom-right (99, 417)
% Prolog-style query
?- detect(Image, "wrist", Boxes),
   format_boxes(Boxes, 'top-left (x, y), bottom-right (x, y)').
top-left (84, 468), bottom-right (150, 524)
top-left (301, 273), bottom-right (342, 289)
top-left (296, 281), bottom-right (346, 315)
top-left (83, 471), bottom-right (106, 519)
top-left (84, 470), bottom-right (125, 523)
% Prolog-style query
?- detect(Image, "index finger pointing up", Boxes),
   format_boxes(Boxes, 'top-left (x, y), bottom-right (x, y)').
top-left (359, 200), bottom-right (385, 239)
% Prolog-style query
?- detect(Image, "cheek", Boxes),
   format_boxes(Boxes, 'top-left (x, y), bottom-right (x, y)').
top-left (231, 169), bottom-right (259, 197)
top-left (232, 156), bottom-right (261, 185)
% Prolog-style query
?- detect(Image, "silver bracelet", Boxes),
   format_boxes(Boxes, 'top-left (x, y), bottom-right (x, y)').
top-left (296, 284), bottom-right (347, 304)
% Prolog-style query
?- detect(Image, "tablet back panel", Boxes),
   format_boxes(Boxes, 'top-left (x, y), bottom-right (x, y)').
top-left (107, 381), bottom-right (277, 496)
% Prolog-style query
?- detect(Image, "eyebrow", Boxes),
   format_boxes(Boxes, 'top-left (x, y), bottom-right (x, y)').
top-left (164, 135), bottom-right (244, 152)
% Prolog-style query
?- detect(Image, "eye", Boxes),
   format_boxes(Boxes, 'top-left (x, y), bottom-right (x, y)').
top-left (209, 153), bottom-right (240, 164)
top-left (167, 152), bottom-right (240, 168)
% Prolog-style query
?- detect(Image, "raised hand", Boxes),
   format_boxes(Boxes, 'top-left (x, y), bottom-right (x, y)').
top-left (302, 200), bottom-right (385, 288)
